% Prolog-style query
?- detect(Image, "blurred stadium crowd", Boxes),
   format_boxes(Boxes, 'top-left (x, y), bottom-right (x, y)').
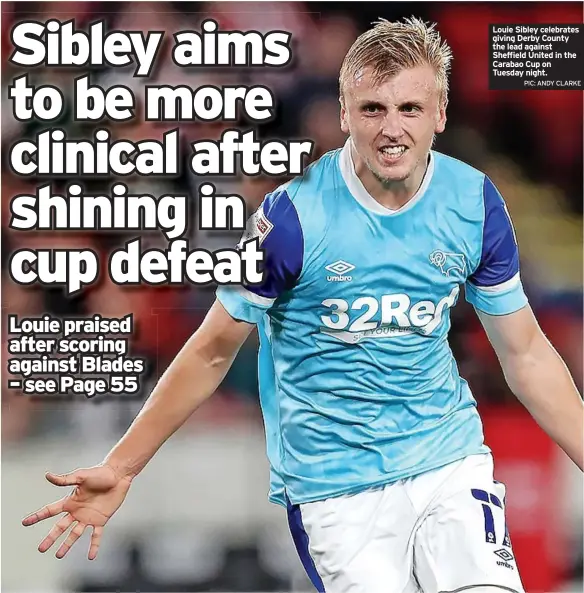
top-left (1, 2), bottom-right (583, 592)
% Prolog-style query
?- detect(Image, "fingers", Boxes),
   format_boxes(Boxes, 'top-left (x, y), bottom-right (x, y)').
top-left (45, 470), bottom-right (86, 487)
top-left (22, 499), bottom-right (66, 526)
top-left (88, 525), bottom-right (103, 560)
top-left (38, 513), bottom-right (74, 553)
top-left (32, 514), bottom-right (102, 560)
top-left (56, 522), bottom-right (87, 559)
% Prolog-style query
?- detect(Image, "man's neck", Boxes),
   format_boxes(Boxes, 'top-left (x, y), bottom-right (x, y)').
top-left (351, 145), bottom-right (430, 211)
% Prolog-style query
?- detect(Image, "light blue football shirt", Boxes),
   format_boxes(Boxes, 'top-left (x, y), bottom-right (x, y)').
top-left (217, 139), bottom-right (528, 507)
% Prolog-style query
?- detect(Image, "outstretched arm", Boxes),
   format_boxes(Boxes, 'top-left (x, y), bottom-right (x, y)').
top-left (22, 300), bottom-right (254, 559)
top-left (477, 305), bottom-right (584, 470)
top-left (23, 185), bottom-right (301, 560)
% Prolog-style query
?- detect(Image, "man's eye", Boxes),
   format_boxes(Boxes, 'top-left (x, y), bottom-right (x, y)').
top-left (401, 104), bottom-right (420, 114)
top-left (363, 105), bottom-right (380, 113)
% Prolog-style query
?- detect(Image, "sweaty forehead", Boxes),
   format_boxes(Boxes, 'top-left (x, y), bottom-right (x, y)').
top-left (346, 65), bottom-right (439, 104)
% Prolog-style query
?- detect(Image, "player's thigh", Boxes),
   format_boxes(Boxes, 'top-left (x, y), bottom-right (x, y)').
top-left (413, 454), bottom-right (525, 593)
top-left (289, 485), bottom-right (420, 593)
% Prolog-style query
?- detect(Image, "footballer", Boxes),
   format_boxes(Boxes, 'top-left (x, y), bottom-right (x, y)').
top-left (23, 18), bottom-right (583, 593)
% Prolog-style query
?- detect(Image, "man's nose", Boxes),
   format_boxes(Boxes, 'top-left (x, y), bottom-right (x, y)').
top-left (381, 112), bottom-right (404, 139)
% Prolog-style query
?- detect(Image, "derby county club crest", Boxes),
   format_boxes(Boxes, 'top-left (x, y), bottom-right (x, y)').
top-left (429, 250), bottom-right (467, 277)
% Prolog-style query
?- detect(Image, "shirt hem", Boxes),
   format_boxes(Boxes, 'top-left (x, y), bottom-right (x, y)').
top-left (273, 445), bottom-right (491, 507)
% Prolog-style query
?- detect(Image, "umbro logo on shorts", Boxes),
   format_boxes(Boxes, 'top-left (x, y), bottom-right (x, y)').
top-left (494, 548), bottom-right (514, 562)
top-left (494, 548), bottom-right (515, 569)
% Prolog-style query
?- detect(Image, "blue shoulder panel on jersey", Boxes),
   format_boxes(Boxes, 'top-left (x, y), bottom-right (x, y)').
top-left (469, 176), bottom-right (519, 287)
top-left (250, 189), bottom-right (304, 299)
top-left (465, 176), bottom-right (527, 315)
top-left (216, 188), bottom-right (304, 325)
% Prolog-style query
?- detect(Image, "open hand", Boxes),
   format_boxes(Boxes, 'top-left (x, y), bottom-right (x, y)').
top-left (22, 464), bottom-right (132, 560)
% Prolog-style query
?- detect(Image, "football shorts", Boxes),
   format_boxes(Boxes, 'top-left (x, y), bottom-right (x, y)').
top-left (287, 453), bottom-right (525, 593)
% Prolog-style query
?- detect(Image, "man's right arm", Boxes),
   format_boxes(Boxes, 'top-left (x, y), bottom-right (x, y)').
top-left (103, 300), bottom-right (254, 481)
top-left (23, 187), bottom-right (302, 560)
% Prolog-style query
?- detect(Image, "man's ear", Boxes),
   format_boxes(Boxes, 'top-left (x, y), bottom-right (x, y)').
top-left (340, 101), bottom-right (350, 135)
top-left (435, 100), bottom-right (447, 134)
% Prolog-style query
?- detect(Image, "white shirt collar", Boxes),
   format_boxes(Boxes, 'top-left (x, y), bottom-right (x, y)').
top-left (339, 138), bottom-right (434, 216)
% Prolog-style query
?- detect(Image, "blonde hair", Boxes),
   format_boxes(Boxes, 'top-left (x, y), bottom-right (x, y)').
top-left (339, 17), bottom-right (453, 105)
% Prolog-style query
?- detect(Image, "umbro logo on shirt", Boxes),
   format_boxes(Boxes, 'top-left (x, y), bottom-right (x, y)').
top-left (325, 260), bottom-right (355, 282)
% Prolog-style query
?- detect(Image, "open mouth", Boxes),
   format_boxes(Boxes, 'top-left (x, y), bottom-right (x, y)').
top-left (378, 145), bottom-right (408, 163)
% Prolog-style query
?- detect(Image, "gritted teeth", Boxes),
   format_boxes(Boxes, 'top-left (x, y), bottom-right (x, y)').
top-left (380, 146), bottom-right (407, 155)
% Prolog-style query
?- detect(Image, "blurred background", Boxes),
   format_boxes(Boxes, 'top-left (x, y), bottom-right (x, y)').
top-left (1, 2), bottom-right (582, 592)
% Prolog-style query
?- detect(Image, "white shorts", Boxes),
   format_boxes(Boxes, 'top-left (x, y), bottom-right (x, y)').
top-left (287, 454), bottom-right (525, 593)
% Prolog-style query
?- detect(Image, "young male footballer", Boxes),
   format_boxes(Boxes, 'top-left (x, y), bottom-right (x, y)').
top-left (23, 18), bottom-right (583, 593)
